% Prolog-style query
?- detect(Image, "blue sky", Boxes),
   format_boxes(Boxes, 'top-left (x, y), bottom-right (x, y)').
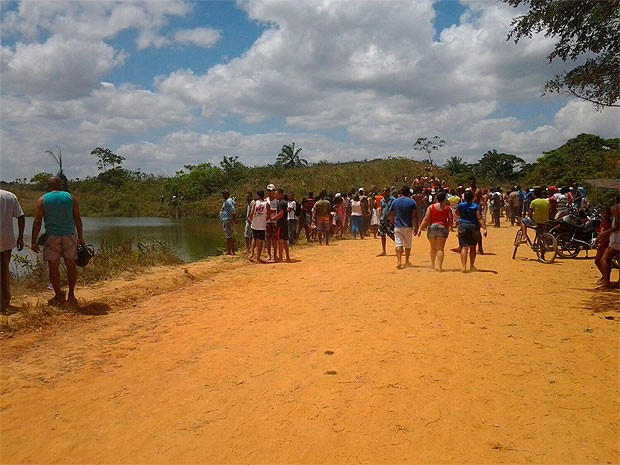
top-left (1, 0), bottom-right (618, 183)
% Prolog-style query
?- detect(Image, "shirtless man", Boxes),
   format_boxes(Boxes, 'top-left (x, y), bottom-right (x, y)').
top-left (314, 191), bottom-right (331, 245)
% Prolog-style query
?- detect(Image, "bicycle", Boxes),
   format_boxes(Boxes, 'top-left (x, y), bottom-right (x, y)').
top-left (512, 217), bottom-right (558, 264)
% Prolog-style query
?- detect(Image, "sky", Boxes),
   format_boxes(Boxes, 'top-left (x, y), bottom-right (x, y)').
top-left (1, 0), bottom-right (619, 183)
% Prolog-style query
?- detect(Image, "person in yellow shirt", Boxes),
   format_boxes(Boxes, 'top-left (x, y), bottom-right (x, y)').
top-left (520, 186), bottom-right (549, 240)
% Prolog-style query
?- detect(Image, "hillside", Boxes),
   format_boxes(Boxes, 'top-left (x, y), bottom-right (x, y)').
top-left (3, 133), bottom-right (619, 218)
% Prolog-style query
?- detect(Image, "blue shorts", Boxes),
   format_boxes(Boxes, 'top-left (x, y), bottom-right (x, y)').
top-left (427, 224), bottom-right (449, 239)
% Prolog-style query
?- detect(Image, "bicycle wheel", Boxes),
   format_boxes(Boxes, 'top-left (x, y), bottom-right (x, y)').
top-left (536, 232), bottom-right (558, 264)
top-left (512, 229), bottom-right (523, 259)
top-left (556, 232), bottom-right (580, 258)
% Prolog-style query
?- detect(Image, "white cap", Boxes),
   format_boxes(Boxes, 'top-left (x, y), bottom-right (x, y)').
top-left (266, 183), bottom-right (276, 191)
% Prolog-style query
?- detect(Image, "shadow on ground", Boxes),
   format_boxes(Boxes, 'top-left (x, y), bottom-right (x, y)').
top-left (581, 288), bottom-right (620, 314)
top-left (72, 302), bottom-right (110, 316)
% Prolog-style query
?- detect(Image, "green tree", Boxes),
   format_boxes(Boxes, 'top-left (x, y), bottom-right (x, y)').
top-left (473, 150), bottom-right (527, 185)
top-left (525, 133), bottom-right (620, 186)
top-left (276, 142), bottom-right (308, 168)
top-left (443, 156), bottom-right (469, 176)
top-left (504, 0), bottom-right (619, 107)
top-left (30, 172), bottom-right (54, 189)
top-left (413, 136), bottom-right (445, 165)
top-left (220, 155), bottom-right (248, 185)
top-left (91, 147), bottom-right (126, 172)
top-left (163, 163), bottom-right (222, 201)
top-left (97, 168), bottom-right (132, 187)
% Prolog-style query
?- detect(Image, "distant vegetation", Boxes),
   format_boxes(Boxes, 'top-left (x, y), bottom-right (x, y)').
top-left (2, 133), bottom-right (618, 218)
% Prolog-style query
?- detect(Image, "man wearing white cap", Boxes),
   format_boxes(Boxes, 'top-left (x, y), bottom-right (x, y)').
top-left (265, 184), bottom-right (278, 261)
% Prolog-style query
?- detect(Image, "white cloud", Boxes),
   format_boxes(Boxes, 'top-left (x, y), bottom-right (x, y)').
top-left (174, 28), bottom-right (221, 48)
top-left (0, 0), bottom-right (192, 44)
top-left (1, 37), bottom-right (125, 100)
top-left (1, 0), bottom-right (618, 183)
top-left (554, 100), bottom-right (620, 138)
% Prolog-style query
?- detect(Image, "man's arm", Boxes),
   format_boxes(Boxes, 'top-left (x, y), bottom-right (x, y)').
top-left (388, 201), bottom-right (395, 225)
top-left (72, 195), bottom-right (85, 246)
top-left (248, 203), bottom-right (256, 223)
top-left (411, 207), bottom-right (419, 235)
top-left (527, 204), bottom-right (534, 219)
top-left (30, 197), bottom-right (44, 252)
top-left (230, 200), bottom-right (237, 223)
top-left (476, 210), bottom-right (487, 236)
top-left (17, 215), bottom-right (26, 250)
top-left (272, 207), bottom-right (284, 222)
top-left (16, 215), bottom-right (25, 251)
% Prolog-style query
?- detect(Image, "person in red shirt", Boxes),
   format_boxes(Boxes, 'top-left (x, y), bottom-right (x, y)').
top-left (417, 191), bottom-right (453, 271)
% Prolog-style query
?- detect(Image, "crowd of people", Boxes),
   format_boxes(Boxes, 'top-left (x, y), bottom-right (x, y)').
top-left (221, 176), bottom-right (619, 286)
top-left (0, 173), bottom-right (617, 313)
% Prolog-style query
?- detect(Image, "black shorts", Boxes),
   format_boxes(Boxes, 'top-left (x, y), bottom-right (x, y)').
top-left (252, 229), bottom-right (265, 240)
top-left (277, 224), bottom-right (289, 241)
top-left (458, 223), bottom-right (480, 247)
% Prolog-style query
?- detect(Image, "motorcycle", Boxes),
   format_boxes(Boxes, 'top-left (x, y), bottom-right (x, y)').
top-left (548, 209), bottom-right (601, 259)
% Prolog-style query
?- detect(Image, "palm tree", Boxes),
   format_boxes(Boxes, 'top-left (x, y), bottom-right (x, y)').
top-left (276, 142), bottom-right (308, 168)
top-left (443, 156), bottom-right (469, 175)
top-left (476, 150), bottom-right (525, 184)
top-left (45, 145), bottom-right (68, 190)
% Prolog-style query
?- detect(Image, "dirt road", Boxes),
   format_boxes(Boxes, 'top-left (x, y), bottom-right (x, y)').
top-left (1, 224), bottom-right (618, 464)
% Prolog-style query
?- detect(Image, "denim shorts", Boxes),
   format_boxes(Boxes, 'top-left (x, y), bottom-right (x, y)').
top-left (427, 224), bottom-right (449, 239)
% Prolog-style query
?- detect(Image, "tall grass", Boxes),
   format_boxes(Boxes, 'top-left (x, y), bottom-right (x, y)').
top-left (2, 239), bottom-right (184, 334)
top-left (11, 238), bottom-right (183, 292)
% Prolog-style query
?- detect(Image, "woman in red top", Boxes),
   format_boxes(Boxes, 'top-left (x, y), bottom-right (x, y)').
top-left (417, 191), bottom-right (453, 271)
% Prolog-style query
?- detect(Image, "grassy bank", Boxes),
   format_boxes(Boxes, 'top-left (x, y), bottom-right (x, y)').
top-left (2, 238), bottom-right (184, 335)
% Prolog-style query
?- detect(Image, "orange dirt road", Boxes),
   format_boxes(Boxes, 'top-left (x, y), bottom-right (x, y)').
top-left (1, 224), bottom-right (618, 464)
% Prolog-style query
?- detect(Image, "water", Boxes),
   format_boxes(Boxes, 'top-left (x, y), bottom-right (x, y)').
top-left (15, 217), bottom-right (229, 263)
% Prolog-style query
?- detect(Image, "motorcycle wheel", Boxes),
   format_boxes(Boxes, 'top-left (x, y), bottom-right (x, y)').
top-left (556, 232), bottom-right (580, 258)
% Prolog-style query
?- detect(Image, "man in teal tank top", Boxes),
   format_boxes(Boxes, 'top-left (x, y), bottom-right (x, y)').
top-left (31, 177), bottom-right (85, 306)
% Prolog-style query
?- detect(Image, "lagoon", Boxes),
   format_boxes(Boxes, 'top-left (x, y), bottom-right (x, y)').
top-left (19, 216), bottom-right (229, 262)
